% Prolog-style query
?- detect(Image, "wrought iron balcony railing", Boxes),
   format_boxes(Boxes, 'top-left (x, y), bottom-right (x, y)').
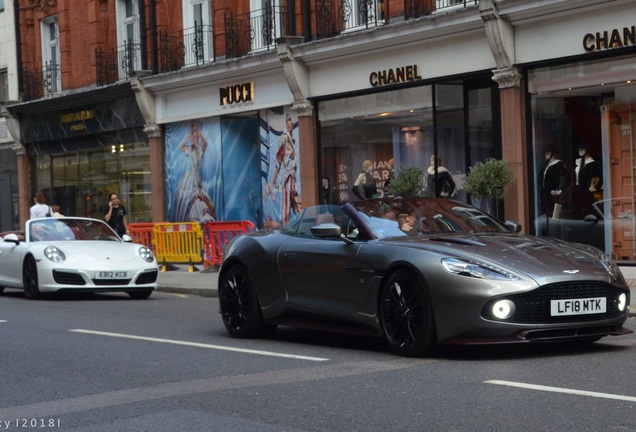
top-left (159, 23), bottom-right (214, 73)
top-left (96, 41), bottom-right (142, 86)
top-left (20, 62), bottom-right (60, 101)
top-left (225, 5), bottom-right (287, 59)
top-left (437, 0), bottom-right (478, 9)
top-left (405, 0), bottom-right (478, 19)
top-left (316, 0), bottom-right (384, 39)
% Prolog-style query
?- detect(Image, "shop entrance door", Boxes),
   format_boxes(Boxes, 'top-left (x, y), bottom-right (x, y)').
top-left (605, 103), bottom-right (636, 260)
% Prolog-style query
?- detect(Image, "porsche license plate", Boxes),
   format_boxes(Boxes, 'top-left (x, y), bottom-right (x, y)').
top-left (95, 270), bottom-right (128, 279)
top-left (550, 297), bottom-right (606, 316)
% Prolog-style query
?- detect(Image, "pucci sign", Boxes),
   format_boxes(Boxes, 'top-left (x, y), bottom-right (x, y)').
top-left (583, 26), bottom-right (636, 52)
top-left (219, 82), bottom-right (254, 106)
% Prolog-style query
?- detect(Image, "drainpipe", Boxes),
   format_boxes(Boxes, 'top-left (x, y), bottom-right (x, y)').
top-left (303, 0), bottom-right (311, 42)
top-left (149, 0), bottom-right (157, 73)
top-left (13, 0), bottom-right (22, 96)
top-left (139, 0), bottom-right (148, 70)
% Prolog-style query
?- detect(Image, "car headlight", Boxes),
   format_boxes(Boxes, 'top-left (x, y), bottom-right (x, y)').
top-left (598, 252), bottom-right (621, 279)
top-left (44, 246), bottom-right (66, 263)
top-left (138, 247), bottom-right (155, 263)
top-left (441, 258), bottom-right (522, 281)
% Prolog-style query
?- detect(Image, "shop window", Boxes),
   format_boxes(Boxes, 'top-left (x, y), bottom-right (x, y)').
top-left (529, 57), bottom-right (636, 261)
top-left (319, 81), bottom-right (497, 211)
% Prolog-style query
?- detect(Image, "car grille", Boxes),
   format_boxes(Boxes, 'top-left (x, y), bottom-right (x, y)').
top-left (53, 270), bottom-right (86, 285)
top-left (136, 270), bottom-right (158, 285)
top-left (92, 278), bottom-right (132, 286)
top-left (481, 282), bottom-right (629, 324)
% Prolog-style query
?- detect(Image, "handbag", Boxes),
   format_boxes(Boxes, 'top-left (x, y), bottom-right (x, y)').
top-left (45, 206), bottom-right (52, 217)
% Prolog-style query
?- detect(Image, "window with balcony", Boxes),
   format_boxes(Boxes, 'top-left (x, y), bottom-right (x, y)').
top-left (116, 0), bottom-right (142, 79)
top-left (182, 0), bottom-right (213, 65)
top-left (40, 16), bottom-right (61, 95)
top-left (249, 0), bottom-right (284, 52)
top-left (343, 0), bottom-right (383, 30)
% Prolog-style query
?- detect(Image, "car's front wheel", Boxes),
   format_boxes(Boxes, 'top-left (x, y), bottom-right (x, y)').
top-left (379, 269), bottom-right (436, 357)
top-left (23, 255), bottom-right (41, 300)
top-left (128, 290), bottom-right (153, 300)
top-left (219, 264), bottom-right (276, 338)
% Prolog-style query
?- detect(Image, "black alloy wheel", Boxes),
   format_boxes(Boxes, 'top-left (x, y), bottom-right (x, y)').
top-left (219, 264), bottom-right (276, 338)
top-left (23, 255), bottom-right (41, 300)
top-left (379, 269), bottom-right (436, 357)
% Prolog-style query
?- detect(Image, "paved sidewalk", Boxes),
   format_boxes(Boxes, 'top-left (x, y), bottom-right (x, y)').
top-left (155, 265), bottom-right (636, 316)
top-left (156, 264), bottom-right (219, 297)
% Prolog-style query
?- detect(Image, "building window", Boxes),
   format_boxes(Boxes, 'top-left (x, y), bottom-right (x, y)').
top-left (182, 0), bottom-right (213, 64)
top-left (116, 0), bottom-right (142, 79)
top-left (249, 0), bottom-right (284, 51)
top-left (40, 16), bottom-right (61, 95)
top-left (0, 0), bottom-right (5, 12)
top-left (0, 69), bottom-right (7, 103)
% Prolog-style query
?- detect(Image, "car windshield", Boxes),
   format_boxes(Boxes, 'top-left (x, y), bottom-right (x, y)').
top-left (352, 197), bottom-right (510, 238)
top-left (28, 218), bottom-right (121, 242)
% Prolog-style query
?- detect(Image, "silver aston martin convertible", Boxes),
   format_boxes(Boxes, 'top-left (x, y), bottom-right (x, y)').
top-left (218, 197), bottom-right (631, 357)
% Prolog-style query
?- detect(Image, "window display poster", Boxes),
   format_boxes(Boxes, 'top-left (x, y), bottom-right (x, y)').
top-left (260, 108), bottom-right (301, 227)
top-left (221, 117), bottom-right (262, 225)
top-left (165, 117), bottom-right (223, 223)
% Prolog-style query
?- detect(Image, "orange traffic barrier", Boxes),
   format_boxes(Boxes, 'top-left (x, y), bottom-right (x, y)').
top-left (128, 222), bottom-right (156, 252)
top-left (202, 220), bottom-right (256, 269)
top-left (152, 222), bottom-right (204, 272)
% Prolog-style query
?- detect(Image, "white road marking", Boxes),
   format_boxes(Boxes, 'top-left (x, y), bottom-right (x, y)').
top-left (69, 329), bottom-right (329, 362)
top-left (0, 320), bottom-right (6, 323)
top-left (486, 380), bottom-right (636, 403)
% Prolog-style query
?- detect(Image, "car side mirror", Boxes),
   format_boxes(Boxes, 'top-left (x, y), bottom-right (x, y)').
top-left (311, 223), bottom-right (341, 239)
top-left (2, 233), bottom-right (21, 244)
top-left (504, 220), bottom-right (522, 233)
top-left (121, 234), bottom-right (133, 242)
top-left (583, 214), bottom-right (599, 223)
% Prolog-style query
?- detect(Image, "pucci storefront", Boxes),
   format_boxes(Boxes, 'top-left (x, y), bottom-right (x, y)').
top-left (141, 54), bottom-right (303, 228)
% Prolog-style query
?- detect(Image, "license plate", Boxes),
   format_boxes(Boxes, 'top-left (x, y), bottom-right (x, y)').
top-left (95, 270), bottom-right (128, 279)
top-left (550, 297), bottom-right (606, 316)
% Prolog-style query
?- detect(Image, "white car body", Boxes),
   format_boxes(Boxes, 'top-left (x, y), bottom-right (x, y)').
top-left (0, 217), bottom-right (159, 299)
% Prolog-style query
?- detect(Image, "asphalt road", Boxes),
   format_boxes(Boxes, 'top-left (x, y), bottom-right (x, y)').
top-left (1, 290), bottom-right (636, 432)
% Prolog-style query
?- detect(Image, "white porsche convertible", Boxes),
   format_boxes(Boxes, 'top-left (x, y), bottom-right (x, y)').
top-left (0, 217), bottom-right (159, 299)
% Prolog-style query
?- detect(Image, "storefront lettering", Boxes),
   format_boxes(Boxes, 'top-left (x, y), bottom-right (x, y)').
top-left (220, 83), bottom-right (254, 105)
top-left (583, 26), bottom-right (636, 52)
top-left (60, 109), bottom-right (95, 123)
top-left (369, 65), bottom-right (422, 87)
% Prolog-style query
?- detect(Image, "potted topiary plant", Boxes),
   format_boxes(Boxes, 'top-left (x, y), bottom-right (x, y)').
top-left (462, 158), bottom-right (515, 215)
top-left (386, 165), bottom-right (425, 198)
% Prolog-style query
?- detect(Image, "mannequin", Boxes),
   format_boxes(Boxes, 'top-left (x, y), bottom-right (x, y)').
top-left (573, 143), bottom-right (602, 218)
top-left (352, 160), bottom-right (378, 200)
top-left (539, 145), bottom-right (570, 215)
top-left (427, 155), bottom-right (455, 198)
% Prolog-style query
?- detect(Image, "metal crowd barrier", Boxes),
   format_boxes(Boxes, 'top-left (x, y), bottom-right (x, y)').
top-left (128, 222), bottom-right (156, 253)
top-left (202, 220), bottom-right (256, 269)
top-left (129, 221), bottom-right (256, 271)
top-left (152, 222), bottom-right (204, 272)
